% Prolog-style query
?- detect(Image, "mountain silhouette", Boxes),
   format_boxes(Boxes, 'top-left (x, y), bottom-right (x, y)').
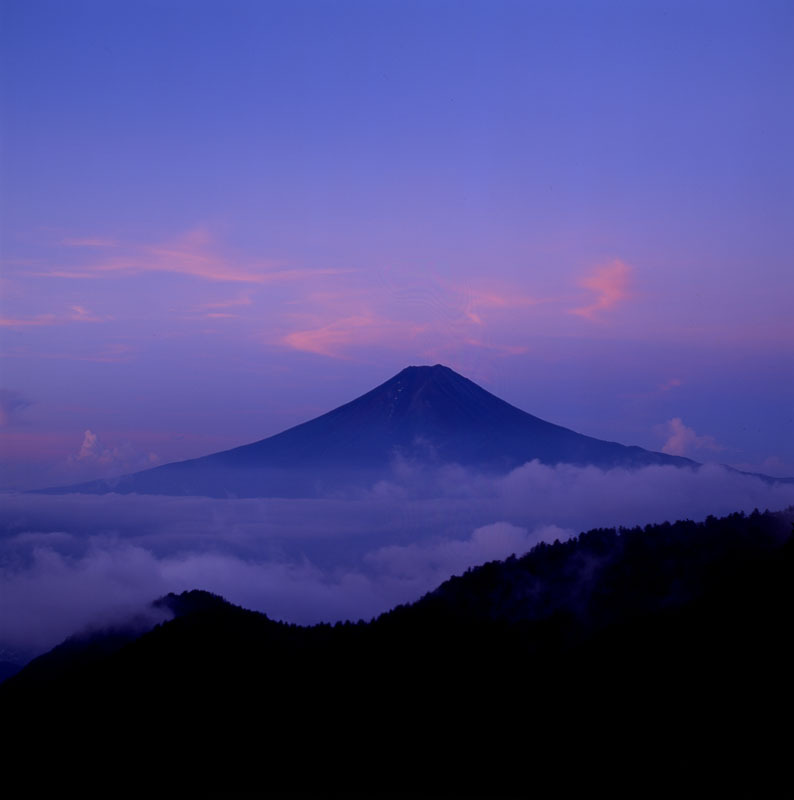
top-left (41, 364), bottom-right (697, 497)
top-left (3, 509), bottom-right (792, 792)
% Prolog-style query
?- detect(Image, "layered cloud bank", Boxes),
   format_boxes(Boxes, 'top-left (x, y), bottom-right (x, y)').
top-left (2, 461), bottom-right (794, 659)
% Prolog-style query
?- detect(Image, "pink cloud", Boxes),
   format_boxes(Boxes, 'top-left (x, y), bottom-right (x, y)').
top-left (279, 276), bottom-right (547, 360)
top-left (0, 307), bottom-right (104, 328)
top-left (570, 259), bottom-right (633, 321)
top-left (36, 228), bottom-right (351, 285)
top-left (283, 315), bottom-right (426, 359)
top-left (196, 293), bottom-right (253, 311)
top-left (0, 315), bottom-right (57, 328)
top-left (661, 417), bottom-right (724, 457)
top-left (68, 305), bottom-right (105, 322)
top-left (136, 228), bottom-right (269, 282)
top-left (451, 281), bottom-right (546, 326)
top-left (60, 238), bottom-right (118, 248)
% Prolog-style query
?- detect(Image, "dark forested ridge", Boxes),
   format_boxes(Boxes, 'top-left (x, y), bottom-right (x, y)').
top-left (3, 507), bottom-right (792, 794)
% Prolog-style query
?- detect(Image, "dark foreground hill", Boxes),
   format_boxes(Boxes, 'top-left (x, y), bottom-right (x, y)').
top-left (39, 364), bottom-right (699, 497)
top-left (3, 507), bottom-right (792, 794)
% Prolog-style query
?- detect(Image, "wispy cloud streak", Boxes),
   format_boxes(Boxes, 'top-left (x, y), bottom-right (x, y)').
top-left (0, 315), bottom-right (58, 328)
top-left (570, 259), bottom-right (633, 320)
top-left (38, 228), bottom-right (349, 285)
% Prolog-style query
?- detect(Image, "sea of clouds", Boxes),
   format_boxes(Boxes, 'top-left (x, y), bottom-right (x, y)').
top-left (2, 460), bottom-right (794, 660)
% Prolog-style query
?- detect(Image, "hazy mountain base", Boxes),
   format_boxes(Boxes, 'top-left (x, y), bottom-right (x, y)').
top-left (2, 507), bottom-right (792, 795)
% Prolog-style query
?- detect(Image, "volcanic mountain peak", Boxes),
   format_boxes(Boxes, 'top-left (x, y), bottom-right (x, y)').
top-left (321, 363), bottom-right (516, 426)
top-left (390, 363), bottom-right (469, 390)
top-left (396, 363), bottom-right (449, 377)
top-left (39, 364), bottom-right (700, 498)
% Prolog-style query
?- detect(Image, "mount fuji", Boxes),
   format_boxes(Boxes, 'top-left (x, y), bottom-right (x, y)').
top-left (41, 364), bottom-right (698, 497)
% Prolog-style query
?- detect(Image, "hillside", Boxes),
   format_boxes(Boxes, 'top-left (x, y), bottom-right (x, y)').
top-left (3, 507), bottom-right (791, 793)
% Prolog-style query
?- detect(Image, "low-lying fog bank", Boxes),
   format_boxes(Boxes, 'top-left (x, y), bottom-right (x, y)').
top-left (3, 460), bottom-right (794, 661)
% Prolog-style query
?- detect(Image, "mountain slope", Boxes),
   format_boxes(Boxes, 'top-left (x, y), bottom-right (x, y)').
top-left (2, 508), bottom-right (792, 792)
top-left (40, 364), bottom-right (696, 497)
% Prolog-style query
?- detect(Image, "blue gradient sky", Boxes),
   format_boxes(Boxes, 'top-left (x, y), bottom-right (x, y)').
top-left (1, 0), bottom-right (793, 488)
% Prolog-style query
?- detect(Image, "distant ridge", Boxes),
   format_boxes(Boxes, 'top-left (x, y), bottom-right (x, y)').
top-left (38, 364), bottom-right (704, 497)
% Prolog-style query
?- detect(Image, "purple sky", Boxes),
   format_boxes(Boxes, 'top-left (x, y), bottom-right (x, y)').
top-left (1, 0), bottom-right (793, 489)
